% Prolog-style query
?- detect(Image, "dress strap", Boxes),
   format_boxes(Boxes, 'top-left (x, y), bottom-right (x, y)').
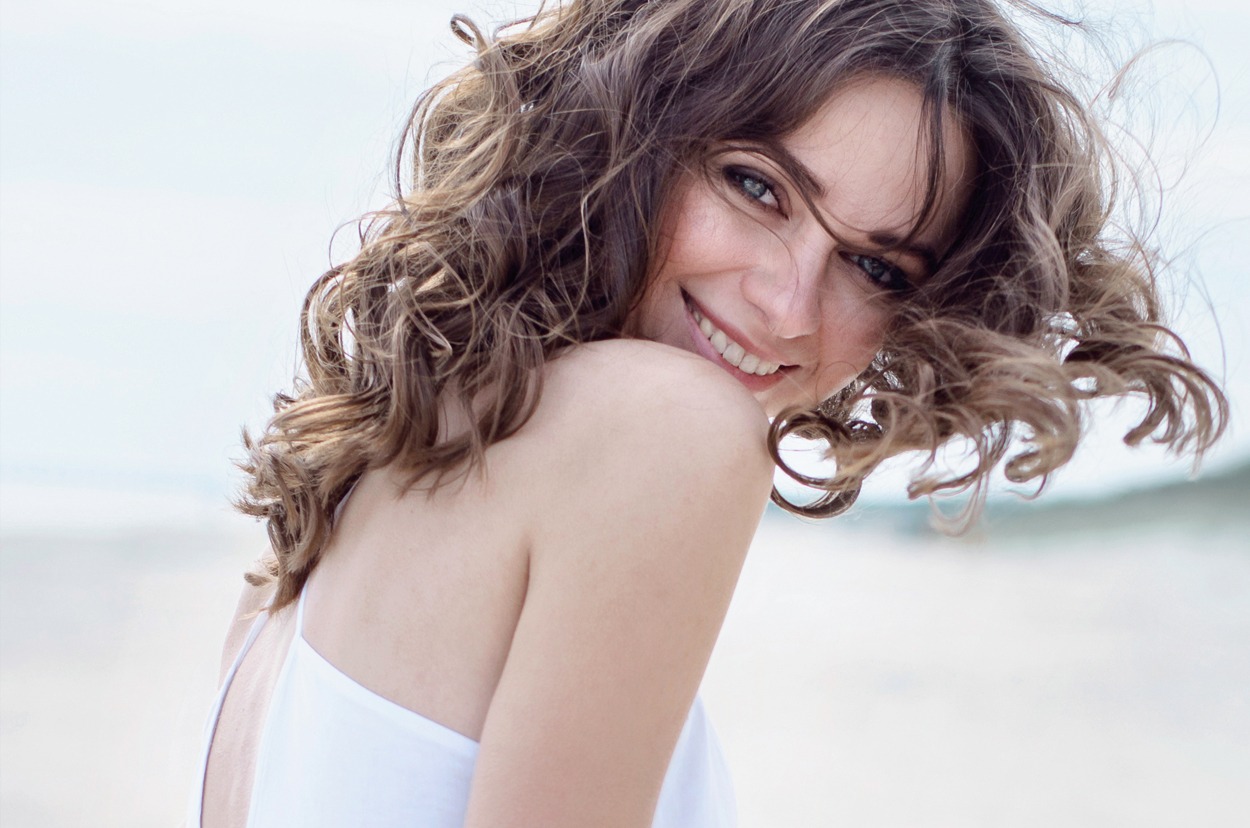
top-left (296, 583), bottom-right (309, 639)
top-left (232, 610), bottom-right (270, 678)
top-left (293, 477), bottom-right (353, 640)
top-left (187, 607), bottom-right (270, 828)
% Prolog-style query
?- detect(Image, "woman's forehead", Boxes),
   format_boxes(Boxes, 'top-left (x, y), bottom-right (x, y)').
top-left (781, 75), bottom-right (974, 251)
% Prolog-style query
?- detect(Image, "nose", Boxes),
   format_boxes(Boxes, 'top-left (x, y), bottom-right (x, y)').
top-left (741, 235), bottom-right (826, 340)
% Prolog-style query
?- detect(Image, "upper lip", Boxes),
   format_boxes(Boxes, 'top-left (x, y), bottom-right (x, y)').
top-left (684, 292), bottom-right (795, 369)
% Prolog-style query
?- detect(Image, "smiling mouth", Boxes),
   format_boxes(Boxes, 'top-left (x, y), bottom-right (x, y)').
top-left (685, 299), bottom-right (785, 377)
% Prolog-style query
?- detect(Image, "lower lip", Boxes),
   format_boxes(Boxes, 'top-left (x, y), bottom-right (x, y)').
top-left (683, 299), bottom-right (787, 392)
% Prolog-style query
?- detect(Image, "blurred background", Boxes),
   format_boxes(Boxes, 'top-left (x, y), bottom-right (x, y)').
top-left (1, 0), bottom-right (1246, 825)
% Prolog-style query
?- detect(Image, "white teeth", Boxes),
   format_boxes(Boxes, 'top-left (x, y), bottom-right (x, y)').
top-left (688, 305), bottom-right (782, 376)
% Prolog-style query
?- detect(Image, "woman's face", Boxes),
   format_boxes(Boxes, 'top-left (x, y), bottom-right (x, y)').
top-left (628, 75), bottom-right (974, 416)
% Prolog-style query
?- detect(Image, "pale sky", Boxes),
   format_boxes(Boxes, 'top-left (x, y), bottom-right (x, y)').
top-left (1, 0), bottom-right (1247, 529)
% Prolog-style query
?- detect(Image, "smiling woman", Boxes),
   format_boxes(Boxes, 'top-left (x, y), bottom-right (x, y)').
top-left (630, 76), bottom-right (974, 415)
top-left (191, 1), bottom-right (1227, 826)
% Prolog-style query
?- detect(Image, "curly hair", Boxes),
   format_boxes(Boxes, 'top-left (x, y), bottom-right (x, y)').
top-left (238, 0), bottom-right (1227, 610)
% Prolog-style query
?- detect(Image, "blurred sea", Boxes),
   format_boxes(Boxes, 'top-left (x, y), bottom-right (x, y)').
top-left (1, 466), bottom-right (1247, 827)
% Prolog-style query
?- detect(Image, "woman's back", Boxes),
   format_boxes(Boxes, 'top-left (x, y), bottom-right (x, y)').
top-left (195, 341), bottom-right (773, 827)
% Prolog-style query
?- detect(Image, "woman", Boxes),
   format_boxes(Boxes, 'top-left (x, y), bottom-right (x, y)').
top-left (190, 0), bottom-right (1226, 825)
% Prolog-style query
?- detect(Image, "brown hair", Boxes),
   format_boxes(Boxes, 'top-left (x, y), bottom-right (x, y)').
top-left (238, 0), bottom-right (1227, 609)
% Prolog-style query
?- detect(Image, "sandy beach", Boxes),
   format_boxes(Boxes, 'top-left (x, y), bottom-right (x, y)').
top-left (2, 490), bottom-right (1248, 827)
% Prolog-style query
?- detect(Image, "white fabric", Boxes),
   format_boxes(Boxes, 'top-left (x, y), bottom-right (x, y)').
top-left (188, 589), bottom-right (737, 827)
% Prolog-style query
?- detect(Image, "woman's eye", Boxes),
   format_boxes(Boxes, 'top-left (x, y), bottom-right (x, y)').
top-left (724, 166), bottom-right (780, 210)
top-left (848, 254), bottom-right (911, 293)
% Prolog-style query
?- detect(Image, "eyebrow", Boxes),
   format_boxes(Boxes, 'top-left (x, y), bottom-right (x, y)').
top-left (867, 233), bottom-right (939, 272)
top-left (765, 146), bottom-right (941, 273)
top-left (766, 145), bottom-right (828, 201)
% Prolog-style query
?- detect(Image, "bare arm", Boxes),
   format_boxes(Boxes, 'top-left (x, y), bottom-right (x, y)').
top-left (464, 343), bottom-right (773, 827)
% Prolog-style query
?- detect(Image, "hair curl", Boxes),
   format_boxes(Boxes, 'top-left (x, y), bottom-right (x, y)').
top-left (238, 0), bottom-right (1227, 609)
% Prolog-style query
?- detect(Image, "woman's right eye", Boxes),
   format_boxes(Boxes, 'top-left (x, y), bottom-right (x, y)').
top-left (724, 166), bottom-right (781, 211)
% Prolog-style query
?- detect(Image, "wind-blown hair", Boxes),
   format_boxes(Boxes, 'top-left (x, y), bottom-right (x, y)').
top-left (239, 0), bottom-right (1226, 609)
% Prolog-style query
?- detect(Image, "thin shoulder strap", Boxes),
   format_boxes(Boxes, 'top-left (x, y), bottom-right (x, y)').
top-left (285, 478), bottom-right (350, 648)
top-left (227, 610), bottom-right (269, 683)
top-left (295, 583), bottom-right (309, 639)
top-left (188, 607), bottom-right (270, 826)
top-left (291, 478), bottom-right (352, 640)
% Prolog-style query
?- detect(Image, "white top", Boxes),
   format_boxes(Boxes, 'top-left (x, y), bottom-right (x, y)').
top-left (188, 587), bottom-right (737, 827)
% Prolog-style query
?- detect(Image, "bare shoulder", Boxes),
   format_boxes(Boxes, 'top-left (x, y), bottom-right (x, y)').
top-left (531, 339), bottom-right (772, 471)
top-left (497, 338), bottom-right (776, 552)
top-left (464, 340), bottom-right (774, 825)
top-left (519, 335), bottom-right (776, 536)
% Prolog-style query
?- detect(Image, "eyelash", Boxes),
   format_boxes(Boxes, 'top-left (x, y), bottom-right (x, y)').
top-left (724, 165), bottom-right (782, 212)
top-left (845, 254), bottom-right (912, 294)
top-left (723, 162), bottom-right (913, 294)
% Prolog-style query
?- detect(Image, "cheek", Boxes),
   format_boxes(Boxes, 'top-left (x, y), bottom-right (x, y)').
top-left (812, 303), bottom-right (889, 394)
top-left (625, 277), bottom-right (680, 344)
top-left (658, 181), bottom-right (766, 276)
top-left (850, 310), bottom-right (889, 360)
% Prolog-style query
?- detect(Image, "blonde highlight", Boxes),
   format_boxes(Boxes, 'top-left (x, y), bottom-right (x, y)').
top-left (236, 0), bottom-right (1227, 606)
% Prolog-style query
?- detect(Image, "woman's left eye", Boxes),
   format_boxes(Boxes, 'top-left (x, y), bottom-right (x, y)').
top-left (848, 254), bottom-right (911, 293)
top-left (724, 166), bottom-right (781, 210)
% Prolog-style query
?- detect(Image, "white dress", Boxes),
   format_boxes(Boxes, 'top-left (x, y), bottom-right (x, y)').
top-left (188, 587), bottom-right (737, 827)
